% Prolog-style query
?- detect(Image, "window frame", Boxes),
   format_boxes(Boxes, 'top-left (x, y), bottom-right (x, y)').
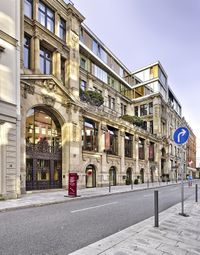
top-left (59, 17), bottom-right (66, 41)
top-left (38, 1), bottom-right (55, 33)
top-left (24, 34), bottom-right (31, 69)
top-left (40, 46), bottom-right (52, 74)
top-left (24, 0), bottom-right (33, 19)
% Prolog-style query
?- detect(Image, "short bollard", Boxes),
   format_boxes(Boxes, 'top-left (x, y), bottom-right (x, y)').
top-left (109, 182), bottom-right (111, 193)
top-left (196, 184), bottom-right (198, 202)
top-left (154, 190), bottom-right (159, 227)
top-left (131, 180), bottom-right (133, 190)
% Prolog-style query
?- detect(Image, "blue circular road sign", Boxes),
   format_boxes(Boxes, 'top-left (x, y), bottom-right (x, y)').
top-left (173, 127), bottom-right (190, 145)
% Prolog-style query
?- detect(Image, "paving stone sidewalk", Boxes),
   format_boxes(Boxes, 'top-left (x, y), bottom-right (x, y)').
top-left (70, 197), bottom-right (200, 255)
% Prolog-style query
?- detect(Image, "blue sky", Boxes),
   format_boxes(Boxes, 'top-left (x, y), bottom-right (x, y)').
top-left (73, 0), bottom-right (200, 165)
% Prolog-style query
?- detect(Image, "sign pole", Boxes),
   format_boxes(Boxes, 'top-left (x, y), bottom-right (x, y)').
top-left (173, 126), bottom-right (190, 217)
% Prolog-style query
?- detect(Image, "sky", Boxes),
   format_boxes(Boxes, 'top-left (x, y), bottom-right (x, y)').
top-left (72, 0), bottom-right (200, 165)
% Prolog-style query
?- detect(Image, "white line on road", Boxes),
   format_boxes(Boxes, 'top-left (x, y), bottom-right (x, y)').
top-left (170, 188), bottom-right (178, 191)
top-left (143, 194), bottom-right (152, 198)
top-left (71, 202), bottom-right (118, 213)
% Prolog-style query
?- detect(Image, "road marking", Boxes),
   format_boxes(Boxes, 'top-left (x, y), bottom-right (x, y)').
top-left (71, 202), bottom-right (118, 213)
top-left (143, 194), bottom-right (152, 198)
top-left (170, 188), bottom-right (178, 191)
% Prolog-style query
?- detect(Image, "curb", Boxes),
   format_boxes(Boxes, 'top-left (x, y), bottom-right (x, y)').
top-left (0, 182), bottom-right (183, 213)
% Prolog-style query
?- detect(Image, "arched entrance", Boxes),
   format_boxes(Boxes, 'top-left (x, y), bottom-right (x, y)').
top-left (86, 165), bottom-right (96, 188)
top-left (140, 168), bottom-right (144, 183)
top-left (109, 166), bottom-right (117, 186)
top-left (26, 107), bottom-right (62, 190)
top-left (126, 168), bottom-right (132, 185)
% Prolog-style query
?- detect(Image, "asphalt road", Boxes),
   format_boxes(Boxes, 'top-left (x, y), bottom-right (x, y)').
top-left (0, 184), bottom-right (195, 255)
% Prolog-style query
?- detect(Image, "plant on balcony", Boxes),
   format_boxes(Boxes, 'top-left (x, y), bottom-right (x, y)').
top-left (121, 115), bottom-right (144, 127)
top-left (80, 89), bottom-right (104, 107)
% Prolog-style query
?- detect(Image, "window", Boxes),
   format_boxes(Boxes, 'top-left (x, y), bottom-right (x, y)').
top-left (59, 18), bottom-right (66, 41)
top-left (40, 47), bottom-right (52, 74)
top-left (108, 96), bottom-right (115, 110)
top-left (24, 35), bottom-right (31, 69)
top-left (61, 58), bottom-right (65, 84)
top-left (121, 103), bottom-right (126, 116)
top-left (149, 142), bottom-right (154, 161)
top-left (24, 0), bottom-right (33, 18)
top-left (119, 67), bottom-right (124, 77)
top-left (150, 120), bottom-right (153, 134)
top-left (140, 104), bottom-right (148, 116)
top-left (92, 40), bottom-right (107, 63)
top-left (82, 118), bottom-right (98, 151)
top-left (149, 102), bottom-right (153, 114)
top-left (92, 63), bottom-right (107, 83)
top-left (139, 138), bottom-right (145, 160)
top-left (80, 58), bottom-right (86, 70)
top-left (125, 133), bottom-right (133, 157)
top-left (142, 121), bottom-right (147, 130)
top-left (135, 106), bottom-right (138, 116)
top-left (38, 1), bottom-right (54, 33)
top-left (107, 126), bottom-right (118, 155)
top-left (80, 28), bottom-right (84, 42)
top-left (80, 80), bottom-right (86, 91)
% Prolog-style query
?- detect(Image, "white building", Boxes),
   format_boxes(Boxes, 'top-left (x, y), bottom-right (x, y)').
top-left (0, 1), bottom-right (21, 198)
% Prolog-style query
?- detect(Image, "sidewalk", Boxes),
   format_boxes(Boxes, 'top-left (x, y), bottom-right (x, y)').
top-left (0, 181), bottom-right (180, 212)
top-left (70, 196), bottom-right (200, 255)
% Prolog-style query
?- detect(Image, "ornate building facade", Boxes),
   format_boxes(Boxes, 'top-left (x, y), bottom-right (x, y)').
top-left (0, 0), bottom-right (196, 198)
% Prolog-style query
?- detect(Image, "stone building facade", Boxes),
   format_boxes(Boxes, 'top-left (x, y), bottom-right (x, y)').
top-left (0, 0), bottom-right (196, 198)
top-left (0, 0), bottom-right (21, 199)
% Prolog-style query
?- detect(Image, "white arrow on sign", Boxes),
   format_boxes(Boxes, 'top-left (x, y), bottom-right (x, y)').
top-left (177, 129), bottom-right (186, 143)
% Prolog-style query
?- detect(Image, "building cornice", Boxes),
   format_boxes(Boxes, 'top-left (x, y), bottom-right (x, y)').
top-left (0, 29), bottom-right (18, 47)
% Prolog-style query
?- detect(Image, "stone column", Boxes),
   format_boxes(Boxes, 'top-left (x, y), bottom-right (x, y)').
top-left (34, 36), bottom-right (40, 73)
top-left (33, 0), bottom-right (39, 21)
top-left (134, 134), bottom-right (139, 180)
top-left (120, 130), bottom-right (125, 185)
top-left (53, 51), bottom-right (61, 80)
top-left (66, 15), bottom-right (80, 98)
top-left (55, 12), bottom-right (59, 37)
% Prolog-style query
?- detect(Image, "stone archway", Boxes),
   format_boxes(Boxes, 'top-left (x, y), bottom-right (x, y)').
top-left (126, 168), bottom-right (132, 185)
top-left (85, 164), bottom-right (96, 188)
top-left (26, 107), bottom-right (62, 190)
top-left (109, 166), bottom-right (117, 186)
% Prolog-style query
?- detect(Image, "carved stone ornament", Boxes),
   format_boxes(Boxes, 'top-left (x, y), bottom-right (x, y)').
top-left (43, 80), bottom-right (57, 93)
top-left (42, 94), bottom-right (56, 106)
top-left (22, 82), bottom-right (35, 98)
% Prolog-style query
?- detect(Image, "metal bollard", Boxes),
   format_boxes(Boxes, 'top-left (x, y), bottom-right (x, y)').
top-left (109, 181), bottom-right (111, 193)
top-left (196, 184), bottom-right (198, 202)
top-left (131, 179), bottom-right (133, 190)
top-left (154, 190), bottom-right (159, 227)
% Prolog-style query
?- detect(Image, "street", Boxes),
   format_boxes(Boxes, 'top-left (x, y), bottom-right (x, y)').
top-left (0, 184), bottom-right (195, 255)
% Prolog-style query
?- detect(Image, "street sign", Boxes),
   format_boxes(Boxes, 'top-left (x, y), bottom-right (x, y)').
top-left (173, 127), bottom-right (189, 145)
top-left (68, 173), bottom-right (78, 197)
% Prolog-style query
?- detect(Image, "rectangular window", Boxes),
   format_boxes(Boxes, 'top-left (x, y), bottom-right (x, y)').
top-left (80, 28), bottom-right (84, 42)
top-left (142, 121), bottom-right (147, 130)
top-left (149, 102), bottom-right (153, 114)
top-left (135, 106), bottom-right (138, 116)
top-left (150, 120), bottom-right (153, 134)
top-left (80, 80), bottom-right (86, 91)
top-left (92, 63), bottom-right (107, 83)
top-left (38, 1), bottom-right (54, 33)
top-left (149, 142), bottom-right (154, 161)
top-left (61, 58), bottom-right (65, 84)
top-left (82, 118), bottom-right (98, 152)
top-left (40, 47), bottom-right (52, 74)
top-left (111, 98), bottom-right (115, 110)
top-left (24, 35), bottom-right (31, 69)
top-left (121, 103), bottom-right (127, 115)
top-left (24, 0), bottom-right (33, 18)
top-left (80, 58), bottom-right (86, 70)
top-left (139, 138), bottom-right (145, 160)
top-left (140, 104), bottom-right (148, 116)
top-left (125, 133), bottom-right (133, 158)
top-left (59, 17), bottom-right (66, 41)
top-left (92, 40), bottom-right (99, 55)
top-left (107, 126), bottom-right (118, 155)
